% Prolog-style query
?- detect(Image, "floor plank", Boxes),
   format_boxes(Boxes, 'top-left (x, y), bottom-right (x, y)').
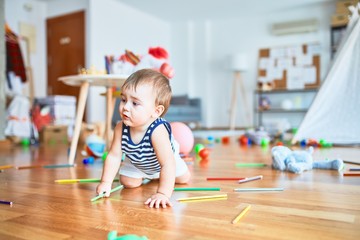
top-left (1, 141), bottom-right (359, 239)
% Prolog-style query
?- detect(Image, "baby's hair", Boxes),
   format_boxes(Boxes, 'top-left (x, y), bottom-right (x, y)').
top-left (122, 69), bottom-right (172, 116)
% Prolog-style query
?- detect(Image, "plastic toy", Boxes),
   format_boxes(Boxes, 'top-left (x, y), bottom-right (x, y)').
top-left (259, 96), bottom-right (271, 110)
top-left (260, 138), bottom-right (270, 147)
top-left (238, 135), bottom-right (249, 146)
top-left (21, 138), bottom-right (30, 147)
top-left (198, 148), bottom-right (210, 159)
top-left (221, 136), bottom-right (230, 144)
top-left (257, 81), bottom-right (274, 91)
top-left (170, 122), bottom-right (194, 155)
top-left (102, 151), bottom-right (108, 161)
top-left (299, 139), bottom-right (307, 148)
top-left (319, 139), bottom-right (333, 148)
top-left (107, 231), bottom-right (148, 240)
top-left (271, 146), bottom-right (344, 174)
top-left (85, 134), bottom-right (106, 158)
top-left (245, 128), bottom-right (271, 145)
top-left (194, 143), bottom-right (205, 154)
top-left (307, 139), bottom-right (319, 147)
top-left (82, 157), bottom-right (95, 164)
top-left (114, 47), bottom-right (174, 78)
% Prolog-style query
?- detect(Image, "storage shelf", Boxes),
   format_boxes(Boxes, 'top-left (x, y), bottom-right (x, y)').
top-left (255, 108), bottom-right (308, 113)
top-left (254, 88), bottom-right (318, 128)
top-left (255, 88), bottom-right (318, 94)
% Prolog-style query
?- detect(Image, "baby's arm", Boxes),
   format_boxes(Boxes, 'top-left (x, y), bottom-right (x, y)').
top-left (96, 122), bottom-right (123, 197)
top-left (144, 125), bottom-right (176, 208)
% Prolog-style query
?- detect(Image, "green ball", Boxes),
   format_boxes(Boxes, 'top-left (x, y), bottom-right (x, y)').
top-left (194, 143), bottom-right (205, 154)
top-left (260, 138), bottom-right (269, 146)
top-left (21, 138), bottom-right (30, 146)
top-left (102, 151), bottom-right (108, 161)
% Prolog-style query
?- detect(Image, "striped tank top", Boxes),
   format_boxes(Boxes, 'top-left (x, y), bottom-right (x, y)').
top-left (121, 118), bottom-right (176, 175)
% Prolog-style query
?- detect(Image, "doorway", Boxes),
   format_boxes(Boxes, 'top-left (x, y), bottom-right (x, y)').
top-left (46, 11), bottom-right (85, 120)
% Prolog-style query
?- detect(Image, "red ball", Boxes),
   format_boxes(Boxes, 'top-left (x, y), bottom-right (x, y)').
top-left (198, 148), bottom-right (210, 159)
top-left (239, 135), bottom-right (248, 145)
top-left (160, 63), bottom-right (174, 78)
top-left (222, 136), bottom-right (230, 144)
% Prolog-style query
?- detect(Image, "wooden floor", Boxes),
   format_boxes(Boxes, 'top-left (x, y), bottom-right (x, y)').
top-left (0, 139), bottom-right (360, 240)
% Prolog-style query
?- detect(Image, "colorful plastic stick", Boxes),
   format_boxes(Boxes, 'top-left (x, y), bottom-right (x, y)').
top-left (91, 185), bottom-right (124, 202)
top-left (177, 194), bottom-right (227, 202)
top-left (235, 163), bottom-right (267, 168)
top-left (233, 187), bottom-right (284, 192)
top-left (174, 187), bottom-right (221, 191)
top-left (238, 175), bottom-right (263, 183)
top-left (55, 178), bottom-right (120, 184)
top-left (207, 177), bottom-right (245, 181)
top-left (232, 205), bottom-right (251, 224)
top-left (0, 165), bottom-right (13, 170)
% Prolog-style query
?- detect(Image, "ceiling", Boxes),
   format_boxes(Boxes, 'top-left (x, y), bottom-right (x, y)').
top-left (117, 0), bottom-right (336, 22)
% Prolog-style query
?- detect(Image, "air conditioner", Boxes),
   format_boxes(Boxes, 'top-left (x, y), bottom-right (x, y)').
top-left (271, 19), bottom-right (319, 35)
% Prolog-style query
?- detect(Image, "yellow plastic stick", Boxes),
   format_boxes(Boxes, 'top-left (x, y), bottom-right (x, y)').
top-left (178, 197), bottom-right (227, 203)
top-left (177, 194), bottom-right (227, 202)
top-left (232, 205), bottom-right (251, 224)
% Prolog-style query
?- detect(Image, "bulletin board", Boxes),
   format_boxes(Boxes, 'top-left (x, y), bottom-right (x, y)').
top-left (257, 43), bottom-right (321, 90)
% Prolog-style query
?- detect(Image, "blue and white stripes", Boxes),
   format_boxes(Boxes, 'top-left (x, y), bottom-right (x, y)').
top-left (121, 118), bottom-right (174, 175)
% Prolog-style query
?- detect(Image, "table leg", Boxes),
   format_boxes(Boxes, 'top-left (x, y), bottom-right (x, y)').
top-left (105, 87), bottom-right (113, 147)
top-left (68, 82), bottom-right (89, 165)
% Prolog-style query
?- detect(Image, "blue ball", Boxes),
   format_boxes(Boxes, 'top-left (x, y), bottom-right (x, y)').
top-left (83, 156), bottom-right (95, 164)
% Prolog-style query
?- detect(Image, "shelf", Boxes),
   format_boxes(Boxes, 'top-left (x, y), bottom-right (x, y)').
top-left (255, 88), bottom-right (318, 94)
top-left (255, 108), bottom-right (308, 113)
top-left (254, 88), bottom-right (318, 128)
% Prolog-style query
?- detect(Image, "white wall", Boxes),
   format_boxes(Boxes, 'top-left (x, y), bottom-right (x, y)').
top-left (5, 0), bottom-right (47, 97)
top-left (86, 0), bottom-right (171, 122)
top-left (4, 0), bottom-right (88, 98)
top-left (46, 0), bottom-right (87, 18)
top-left (5, 0), bottom-right (170, 124)
top-left (4, 0), bottom-right (336, 128)
top-left (171, 2), bottom-right (336, 128)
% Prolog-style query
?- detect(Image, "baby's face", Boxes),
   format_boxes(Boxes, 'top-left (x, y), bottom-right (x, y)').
top-left (120, 83), bottom-right (157, 128)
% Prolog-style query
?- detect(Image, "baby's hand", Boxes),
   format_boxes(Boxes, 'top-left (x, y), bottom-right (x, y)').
top-left (144, 192), bottom-right (173, 208)
top-left (96, 182), bottom-right (112, 197)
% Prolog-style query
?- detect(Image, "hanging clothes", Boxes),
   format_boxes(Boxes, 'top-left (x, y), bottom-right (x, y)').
top-left (5, 23), bottom-right (27, 83)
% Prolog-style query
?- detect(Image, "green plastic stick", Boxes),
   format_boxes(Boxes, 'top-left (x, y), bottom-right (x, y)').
top-left (90, 185), bottom-right (124, 202)
top-left (43, 164), bottom-right (75, 168)
top-left (79, 179), bottom-right (119, 183)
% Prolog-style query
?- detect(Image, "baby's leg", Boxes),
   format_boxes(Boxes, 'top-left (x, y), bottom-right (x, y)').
top-left (120, 175), bottom-right (143, 188)
top-left (175, 170), bottom-right (191, 184)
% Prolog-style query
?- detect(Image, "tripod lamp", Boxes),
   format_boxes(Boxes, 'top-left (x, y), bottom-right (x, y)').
top-left (229, 53), bottom-right (249, 130)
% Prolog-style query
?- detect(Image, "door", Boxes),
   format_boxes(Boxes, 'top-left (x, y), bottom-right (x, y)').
top-left (46, 11), bottom-right (85, 119)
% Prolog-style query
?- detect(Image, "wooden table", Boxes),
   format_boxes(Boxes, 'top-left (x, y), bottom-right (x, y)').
top-left (58, 74), bottom-right (128, 164)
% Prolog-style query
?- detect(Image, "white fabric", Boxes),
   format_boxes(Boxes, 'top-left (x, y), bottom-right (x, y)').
top-left (5, 95), bottom-right (31, 138)
top-left (293, 4), bottom-right (360, 145)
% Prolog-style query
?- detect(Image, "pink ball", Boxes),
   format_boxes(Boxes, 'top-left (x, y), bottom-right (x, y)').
top-left (170, 122), bottom-right (194, 154)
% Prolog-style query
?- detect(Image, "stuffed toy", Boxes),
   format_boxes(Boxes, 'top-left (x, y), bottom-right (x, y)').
top-left (271, 146), bottom-right (344, 174)
top-left (110, 47), bottom-right (174, 79)
top-left (133, 47), bottom-right (174, 78)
